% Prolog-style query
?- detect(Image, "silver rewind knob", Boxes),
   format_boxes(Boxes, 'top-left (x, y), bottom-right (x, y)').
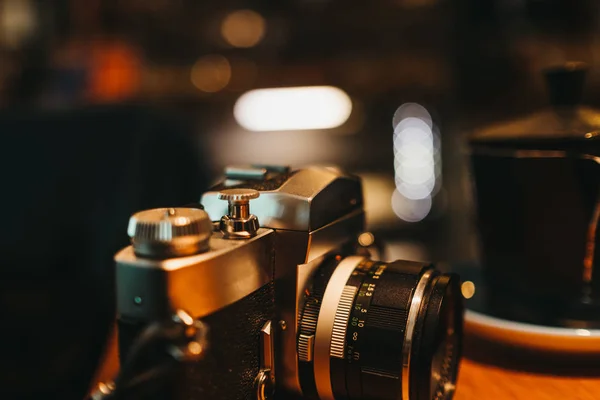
top-left (127, 207), bottom-right (213, 258)
top-left (218, 189), bottom-right (260, 239)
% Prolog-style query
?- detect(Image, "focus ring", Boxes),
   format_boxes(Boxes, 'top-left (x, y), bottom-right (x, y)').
top-left (314, 256), bottom-right (366, 400)
top-left (330, 285), bottom-right (358, 359)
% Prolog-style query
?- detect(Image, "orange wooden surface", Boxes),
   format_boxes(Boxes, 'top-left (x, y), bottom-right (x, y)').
top-left (454, 332), bottom-right (600, 400)
top-left (455, 358), bottom-right (600, 400)
top-left (95, 328), bottom-right (600, 399)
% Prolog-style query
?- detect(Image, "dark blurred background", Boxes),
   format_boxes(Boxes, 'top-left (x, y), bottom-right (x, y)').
top-left (2, 0), bottom-right (600, 398)
top-left (3, 0), bottom-right (600, 262)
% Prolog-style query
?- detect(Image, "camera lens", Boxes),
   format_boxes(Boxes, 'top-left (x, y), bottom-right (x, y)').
top-left (297, 255), bottom-right (463, 400)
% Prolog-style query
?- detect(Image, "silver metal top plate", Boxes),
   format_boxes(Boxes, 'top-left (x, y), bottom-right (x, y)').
top-left (202, 167), bottom-right (362, 231)
top-left (115, 228), bottom-right (274, 320)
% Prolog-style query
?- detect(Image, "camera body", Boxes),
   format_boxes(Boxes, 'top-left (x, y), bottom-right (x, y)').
top-left (116, 165), bottom-right (365, 398)
top-left (115, 165), bottom-right (462, 400)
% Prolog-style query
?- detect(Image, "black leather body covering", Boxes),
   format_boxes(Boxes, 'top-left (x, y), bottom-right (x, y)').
top-left (118, 282), bottom-right (275, 400)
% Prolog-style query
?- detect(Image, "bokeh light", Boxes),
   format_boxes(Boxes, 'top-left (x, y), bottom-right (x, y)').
top-left (221, 10), bottom-right (266, 48)
top-left (358, 232), bottom-right (375, 247)
top-left (393, 103), bottom-right (432, 130)
top-left (0, 0), bottom-right (36, 49)
top-left (391, 189), bottom-right (432, 222)
top-left (87, 42), bottom-right (141, 102)
top-left (391, 102), bottom-right (441, 220)
top-left (190, 55), bottom-right (231, 93)
top-left (461, 281), bottom-right (476, 299)
top-left (234, 86), bottom-right (352, 131)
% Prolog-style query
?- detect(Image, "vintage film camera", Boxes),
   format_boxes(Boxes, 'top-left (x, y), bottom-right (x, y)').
top-left (115, 165), bottom-right (463, 400)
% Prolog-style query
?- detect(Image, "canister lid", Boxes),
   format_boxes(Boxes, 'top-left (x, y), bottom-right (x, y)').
top-left (471, 62), bottom-right (600, 152)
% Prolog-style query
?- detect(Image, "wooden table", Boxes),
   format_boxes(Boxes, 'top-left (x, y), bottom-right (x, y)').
top-left (455, 358), bottom-right (600, 400)
top-left (96, 331), bottom-right (600, 399)
top-left (454, 334), bottom-right (600, 400)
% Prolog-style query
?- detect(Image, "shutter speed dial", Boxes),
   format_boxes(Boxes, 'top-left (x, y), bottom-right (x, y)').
top-left (218, 189), bottom-right (260, 239)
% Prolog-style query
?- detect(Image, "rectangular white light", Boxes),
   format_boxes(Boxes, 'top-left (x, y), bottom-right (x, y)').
top-left (234, 86), bottom-right (352, 132)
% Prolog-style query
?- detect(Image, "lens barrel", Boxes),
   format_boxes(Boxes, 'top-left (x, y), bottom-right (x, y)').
top-left (297, 256), bottom-right (463, 400)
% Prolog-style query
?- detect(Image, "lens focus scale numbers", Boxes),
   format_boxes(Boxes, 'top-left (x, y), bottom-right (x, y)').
top-left (351, 316), bottom-right (365, 329)
top-left (336, 260), bottom-right (376, 399)
top-left (344, 261), bottom-right (424, 400)
top-left (343, 261), bottom-right (385, 399)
